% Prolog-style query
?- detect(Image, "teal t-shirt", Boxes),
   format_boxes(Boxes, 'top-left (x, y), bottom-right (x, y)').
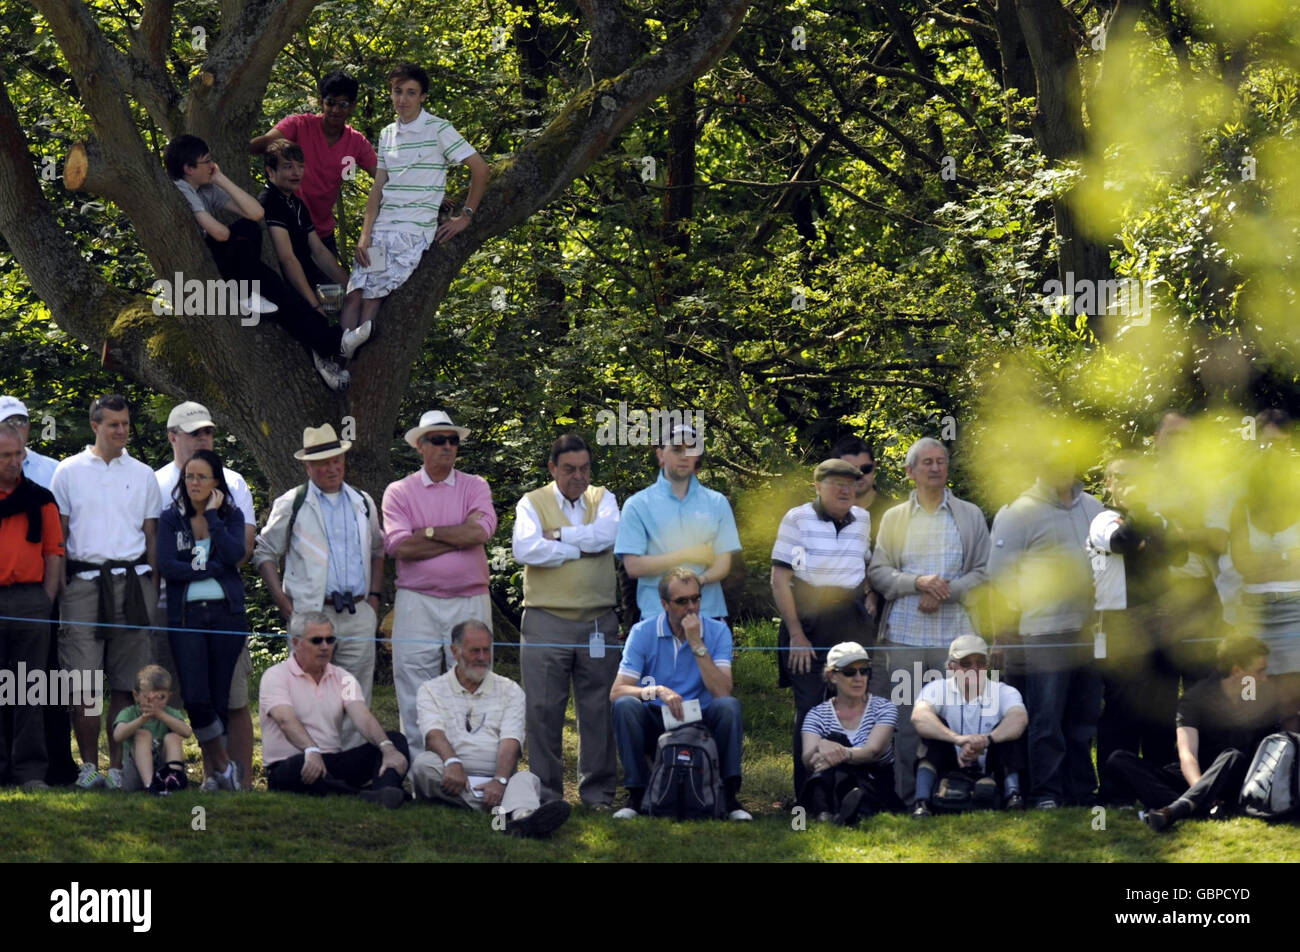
top-left (115, 704), bottom-right (187, 741)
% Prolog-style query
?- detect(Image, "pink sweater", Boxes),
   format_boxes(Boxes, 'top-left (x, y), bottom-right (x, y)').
top-left (382, 468), bottom-right (497, 597)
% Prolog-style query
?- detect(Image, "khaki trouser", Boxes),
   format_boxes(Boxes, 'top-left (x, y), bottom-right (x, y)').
top-left (410, 750), bottom-right (542, 816)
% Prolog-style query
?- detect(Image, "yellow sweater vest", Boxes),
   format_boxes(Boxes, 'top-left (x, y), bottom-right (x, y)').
top-left (521, 483), bottom-right (616, 621)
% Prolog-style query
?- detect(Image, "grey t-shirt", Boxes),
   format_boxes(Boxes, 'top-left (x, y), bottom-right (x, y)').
top-left (173, 179), bottom-right (230, 230)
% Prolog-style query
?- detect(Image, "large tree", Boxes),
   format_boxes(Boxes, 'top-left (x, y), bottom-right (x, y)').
top-left (0, 0), bottom-right (749, 495)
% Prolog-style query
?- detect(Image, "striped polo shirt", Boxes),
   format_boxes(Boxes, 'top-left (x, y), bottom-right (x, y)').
top-left (800, 695), bottom-right (897, 763)
top-left (771, 500), bottom-right (871, 588)
top-left (375, 110), bottom-right (477, 239)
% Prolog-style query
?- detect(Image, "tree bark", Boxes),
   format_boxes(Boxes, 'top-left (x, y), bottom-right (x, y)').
top-left (0, 0), bottom-right (752, 503)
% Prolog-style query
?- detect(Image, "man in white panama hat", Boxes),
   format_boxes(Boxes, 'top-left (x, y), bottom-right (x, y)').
top-left (382, 410), bottom-right (498, 755)
top-left (254, 424), bottom-right (384, 749)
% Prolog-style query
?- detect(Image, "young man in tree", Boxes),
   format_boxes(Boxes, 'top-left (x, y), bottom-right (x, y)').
top-left (163, 134), bottom-right (351, 391)
top-left (259, 140), bottom-right (350, 317)
top-left (339, 62), bottom-right (490, 357)
top-left (249, 70), bottom-right (378, 258)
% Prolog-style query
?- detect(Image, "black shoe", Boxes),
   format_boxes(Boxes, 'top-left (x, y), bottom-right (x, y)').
top-left (1142, 807), bottom-right (1174, 833)
top-left (834, 787), bottom-right (864, 826)
top-left (360, 786), bottom-right (406, 810)
top-left (972, 776), bottom-right (999, 810)
top-left (1005, 792), bottom-right (1025, 811)
top-left (509, 799), bottom-right (571, 837)
top-left (1207, 800), bottom-right (1231, 821)
top-left (910, 799), bottom-right (932, 818)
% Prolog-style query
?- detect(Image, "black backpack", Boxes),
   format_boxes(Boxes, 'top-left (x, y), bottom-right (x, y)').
top-left (1239, 732), bottom-right (1300, 820)
top-left (644, 724), bottom-right (725, 820)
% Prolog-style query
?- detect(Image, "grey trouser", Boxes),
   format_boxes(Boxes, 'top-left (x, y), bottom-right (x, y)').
top-left (520, 607), bottom-right (620, 805)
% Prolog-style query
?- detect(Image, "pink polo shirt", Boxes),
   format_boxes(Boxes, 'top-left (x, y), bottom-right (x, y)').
top-left (274, 113), bottom-right (378, 235)
top-left (258, 656), bottom-right (363, 765)
top-left (382, 467), bottom-right (498, 598)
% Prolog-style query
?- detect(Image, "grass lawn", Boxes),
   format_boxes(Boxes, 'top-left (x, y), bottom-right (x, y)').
top-left (5, 621), bottom-right (1298, 862)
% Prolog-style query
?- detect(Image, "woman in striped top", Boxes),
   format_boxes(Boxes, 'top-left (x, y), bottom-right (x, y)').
top-left (798, 641), bottom-right (901, 824)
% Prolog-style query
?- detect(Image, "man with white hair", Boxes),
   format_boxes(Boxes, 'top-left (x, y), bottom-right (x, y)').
top-left (260, 611), bottom-right (409, 806)
top-left (383, 410), bottom-right (498, 755)
top-left (155, 400), bottom-right (258, 789)
top-left (410, 619), bottom-right (571, 837)
top-left (867, 436), bottom-right (991, 804)
top-left (254, 424), bottom-right (384, 750)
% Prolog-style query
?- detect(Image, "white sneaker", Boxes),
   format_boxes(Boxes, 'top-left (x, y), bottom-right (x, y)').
top-left (612, 807), bottom-right (640, 820)
top-left (215, 761), bottom-right (240, 791)
top-left (240, 293), bottom-right (279, 316)
top-left (340, 320), bottom-right (373, 359)
top-left (104, 767), bottom-right (123, 790)
top-left (200, 776), bottom-right (220, 793)
top-left (76, 762), bottom-right (106, 789)
top-left (728, 808), bottom-right (753, 821)
top-left (312, 352), bottom-right (349, 391)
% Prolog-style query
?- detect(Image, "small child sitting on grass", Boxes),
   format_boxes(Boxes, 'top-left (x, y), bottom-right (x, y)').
top-left (111, 665), bottom-right (192, 795)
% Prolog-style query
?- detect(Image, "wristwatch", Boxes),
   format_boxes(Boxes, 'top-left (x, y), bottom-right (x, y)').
top-left (493, 775), bottom-right (508, 785)
top-left (692, 644), bottom-right (708, 657)
top-left (425, 526), bottom-right (436, 540)
top-left (463, 206), bottom-right (475, 216)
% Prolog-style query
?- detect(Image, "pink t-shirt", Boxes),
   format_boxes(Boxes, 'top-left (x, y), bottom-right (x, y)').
top-left (274, 113), bottom-right (378, 235)
top-left (258, 656), bottom-right (364, 764)
top-left (383, 468), bottom-right (497, 598)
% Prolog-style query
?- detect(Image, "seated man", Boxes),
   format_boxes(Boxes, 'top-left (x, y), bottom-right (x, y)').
top-left (163, 134), bottom-right (351, 391)
top-left (409, 619), bottom-right (571, 837)
top-left (609, 567), bottom-right (751, 820)
top-left (259, 611), bottom-right (409, 807)
top-left (259, 140), bottom-right (353, 331)
top-left (1101, 635), bottom-right (1280, 832)
top-left (911, 635), bottom-right (1028, 816)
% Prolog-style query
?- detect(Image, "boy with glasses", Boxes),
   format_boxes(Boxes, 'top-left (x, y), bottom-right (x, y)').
top-left (911, 635), bottom-right (1028, 815)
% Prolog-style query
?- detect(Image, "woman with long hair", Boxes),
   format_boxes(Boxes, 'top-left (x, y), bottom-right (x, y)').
top-left (158, 448), bottom-right (248, 790)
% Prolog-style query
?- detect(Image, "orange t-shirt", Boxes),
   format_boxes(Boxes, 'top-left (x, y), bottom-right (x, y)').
top-left (0, 483), bottom-right (64, 585)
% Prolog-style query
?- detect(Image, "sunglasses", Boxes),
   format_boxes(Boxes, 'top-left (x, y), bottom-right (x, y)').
top-left (307, 636), bottom-right (337, 645)
top-left (670, 594), bottom-right (702, 606)
top-left (424, 434), bottom-right (460, 446)
top-left (857, 464), bottom-right (874, 474)
top-left (956, 657), bottom-right (987, 669)
top-left (837, 665), bottom-right (870, 677)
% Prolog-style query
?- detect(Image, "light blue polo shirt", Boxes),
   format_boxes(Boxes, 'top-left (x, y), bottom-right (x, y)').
top-left (22, 449), bottom-right (59, 489)
top-left (615, 471), bottom-right (742, 620)
top-left (617, 613), bottom-right (733, 710)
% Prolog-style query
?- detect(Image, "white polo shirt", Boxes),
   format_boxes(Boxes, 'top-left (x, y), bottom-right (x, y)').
top-left (416, 670), bottom-right (525, 776)
top-left (51, 447), bottom-right (163, 579)
top-left (375, 110), bottom-right (477, 240)
top-left (917, 675), bottom-right (1024, 770)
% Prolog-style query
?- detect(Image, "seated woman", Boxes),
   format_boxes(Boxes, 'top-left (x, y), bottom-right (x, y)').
top-left (158, 448), bottom-right (249, 790)
top-left (798, 642), bottom-right (900, 824)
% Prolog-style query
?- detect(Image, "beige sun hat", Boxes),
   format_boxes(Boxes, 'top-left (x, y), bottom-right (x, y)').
top-left (293, 423), bottom-right (352, 461)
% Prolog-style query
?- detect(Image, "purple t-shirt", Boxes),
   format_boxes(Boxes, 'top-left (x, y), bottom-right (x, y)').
top-left (274, 113), bottom-right (378, 235)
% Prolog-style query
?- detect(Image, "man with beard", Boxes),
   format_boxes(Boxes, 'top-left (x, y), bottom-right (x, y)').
top-left (409, 620), bottom-right (571, 837)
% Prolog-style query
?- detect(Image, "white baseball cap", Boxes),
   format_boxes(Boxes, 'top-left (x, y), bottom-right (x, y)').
top-left (167, 401), bottom-right (216, 433)
top-left (0, 395), bottom-right (30, 421)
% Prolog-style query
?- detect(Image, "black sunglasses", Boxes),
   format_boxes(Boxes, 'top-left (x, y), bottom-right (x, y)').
top-left (857, 464), bottom-right (874, 474)
top-left (838, 665), bottom-right (871, 677)
top-left (670, 593), bottom-right (702, 606)
top-left (308, 635), bottom-right (337, 645)
top-left (956, 657), bottom-right (987, 669)
top-left (424, 434), bottom-right (460, 446)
